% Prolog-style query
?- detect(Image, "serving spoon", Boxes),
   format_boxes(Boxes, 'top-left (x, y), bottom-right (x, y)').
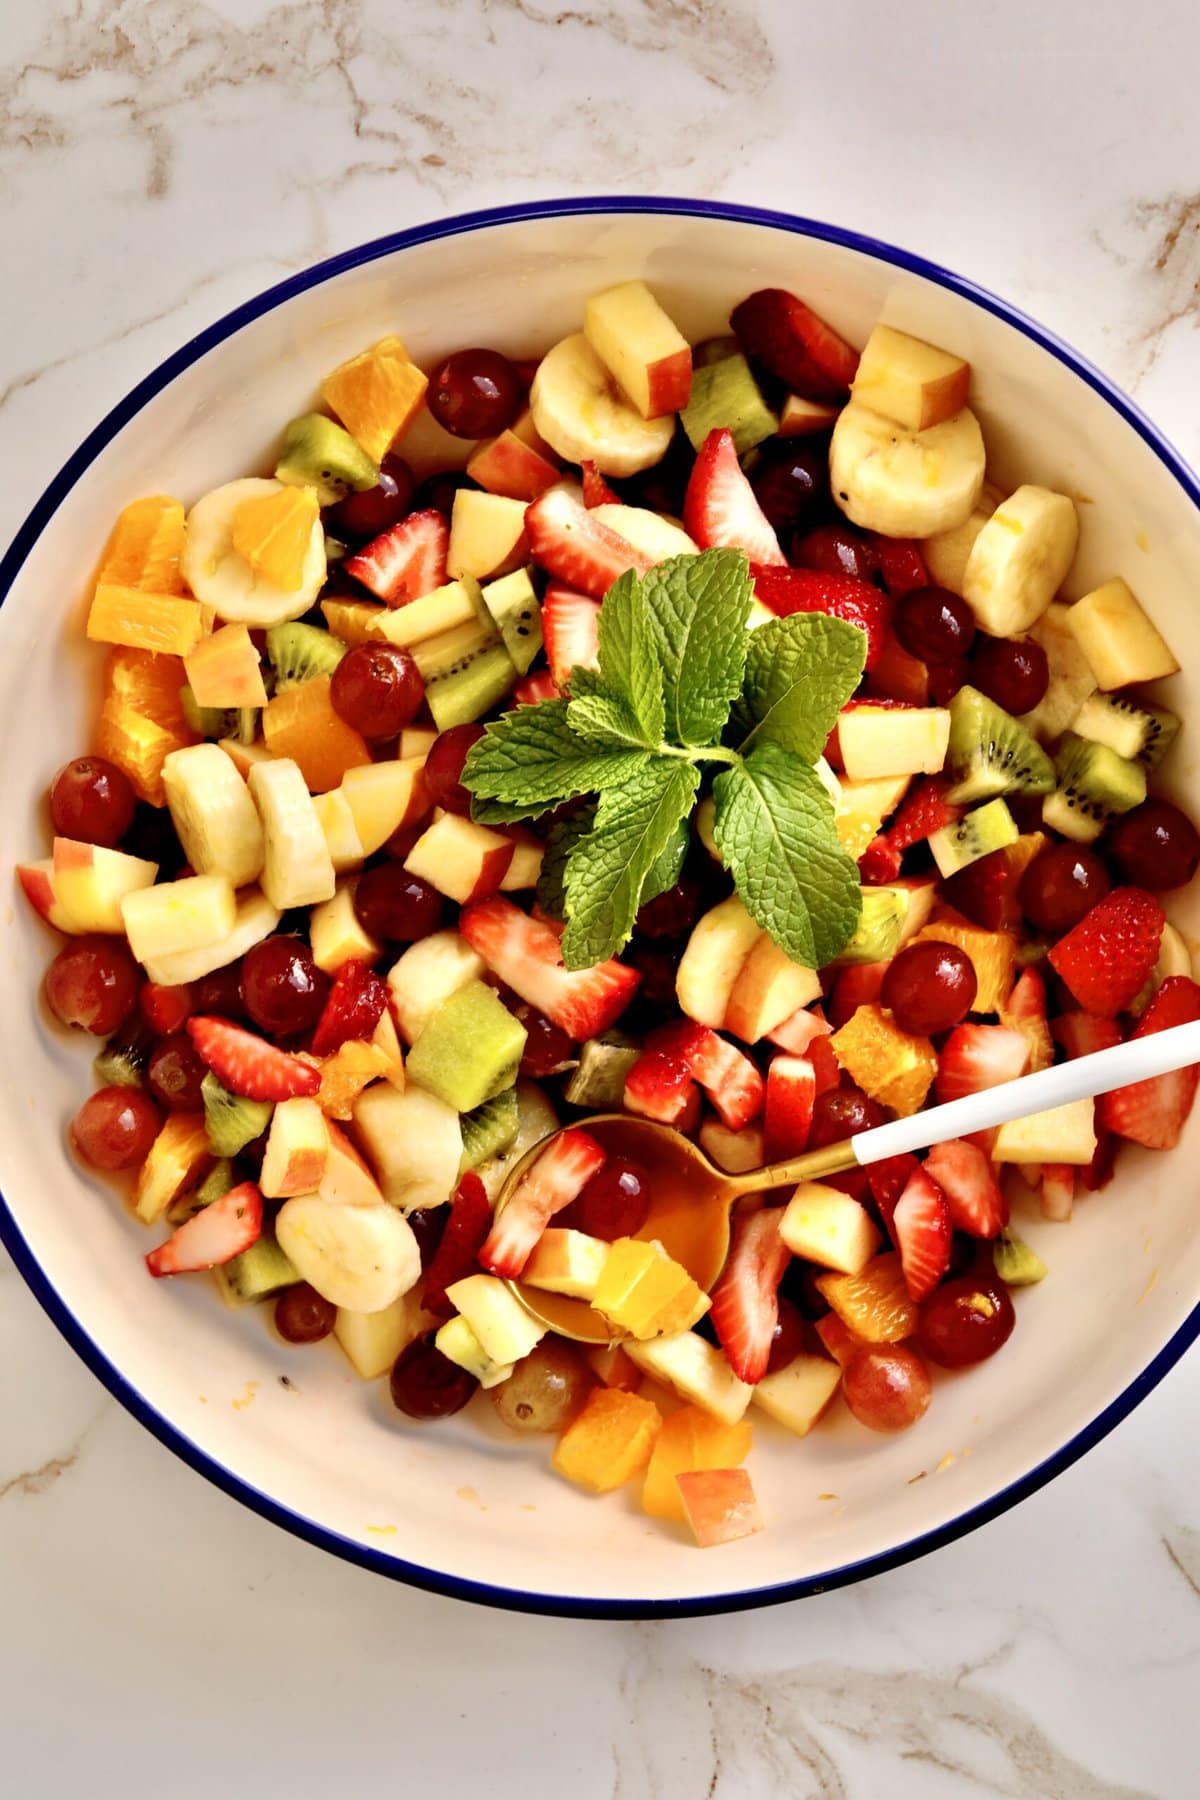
top-left (496, 1018), bottom-right (1200, 1344)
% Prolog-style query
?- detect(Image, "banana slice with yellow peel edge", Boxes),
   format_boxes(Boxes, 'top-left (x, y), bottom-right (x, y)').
top-left (181, 478), bottom-right (326, 628)
top-left (530, 334), bottom-right (674, 478)
top-left (830, 400), bottom-right (986, 538)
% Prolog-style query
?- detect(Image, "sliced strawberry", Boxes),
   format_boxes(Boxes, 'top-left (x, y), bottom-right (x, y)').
top-left (525, 487), bottom-right (652, 599)
top-left (858, 834), bottom-right (903, 886)
top-left (684, 429), bottom-right (785, 566)
top-left (344, 509), bottom-right (448, 605)
top-left (1052, 1011), bottom-right (1123, 1059)
top-left (146, 1181), bottom-right (262, 1277)
top-left (580, 460), bottom-right (621, 508)
top-left (310, 958), bottom-right (388, 1058)
top-left (751, 565), bottom-right (889, 670)
top-left (764, 1054), bottom-right (815, 1159)
top-left (923, 1138), bottom-right (1008, 1238)
top-left (480, 1128), bottom-right (606, 1278)
top-left (871, 536), bottom-right (929, 596)
top-left (542, 584), bottom-right (601, 687)
top-left (460, 896), bottom-right (640, 1038)
top-left (936, 1023), bottom-right (1030, 1105)
top-left (809, 1033), bottom-right (842, 1096)
top-left (1047, 887), bottom-right (1165, 1016)
top-left (865, 635), bottom-right (930, 704)
top-left (1080, 1129), bottom-right (1118, 1193)
top-left (140, 980), bottom-right (194, 1038)
top-left (891, 1165), bottom-right (952, 1301)
top-left (828, 961), bottom-right (889, 1029)
top-left (512, 668), bottom-right (562, 706)
top-left (815, 1311), bottom-right (864, 1367)
top-left (1099, 975), bottom-right (1200, 1150)
top-left (1001, 966), bottom-right (1053, 1072)
top-left (866, 1153), bottom-right (920, 1231)
top-left (730, 288), bottom-right (859, 400)
top-left (1040, 1164), bottom-right (1075, 1222)
top-left (187, 1015), bottom-right (321, 1101)
top-left (422, 1171), bottom-right (493, 1317)
top-left (767, 1003), bottom-right (832, 1055)
top-left (708, 1206), bottom-right (790, 1383)
top-left (887, 775), bottom-right (962, 856)
top-left (647, 1019), bottom-right (765, 1130)
top-left (625, 1050), bottom-right (697, 1125)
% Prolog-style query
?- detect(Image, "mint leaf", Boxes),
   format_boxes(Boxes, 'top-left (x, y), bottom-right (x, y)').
top-left (712, 743), bottom-right (861, 967)
top-left (641, 549), bottom-right (752, 747)
top-left (561, 760), bottom-right (700, 969)
top-left (735, 613), bottom-right (867, 760)
top-left (536, 805), bottom-right (595, 920)
top-left (593, 568), bottom-right (665, 744)
top-left (567, 691), bottom-right (658, 750)
top-left (640, 815), bottom-right (690, 905)
top-left (464, 700), bottom-right (649, 823)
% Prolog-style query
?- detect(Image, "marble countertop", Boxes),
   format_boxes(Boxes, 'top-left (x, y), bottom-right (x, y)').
top-left (2, 2), bottom-right (1199, 1794)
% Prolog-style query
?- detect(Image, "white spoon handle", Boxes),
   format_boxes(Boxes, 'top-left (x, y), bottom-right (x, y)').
top-left (852, 1018), bottom-right (1200, 1166)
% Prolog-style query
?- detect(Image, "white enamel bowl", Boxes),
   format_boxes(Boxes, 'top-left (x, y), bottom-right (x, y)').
top-left (2, 199), bottom-right (1198, 1618)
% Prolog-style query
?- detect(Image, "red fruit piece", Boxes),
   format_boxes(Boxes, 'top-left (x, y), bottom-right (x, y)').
top-left (1053, 1012), bottom-right (1123, 1059)
top-left (858, 835), bottom-right (903, 886)
top-left (708, 1206), bottom-right (790, 1383)
top-left (1040, 1164), bottom-right (1075, 1221)
top-left (525, 487), bottom-right (652, 599)
top-left (186, 1015), bottom-right (321, 1102)
top-left (828, 960), bottom-right (889, 1029)
top-left (422, 1171), bottom-right (492, 1318)
top-left (480, 1128), bottom-right (606, 1278)
top-left (580, 460), bottom-right (620, 508)
top-left (923, 1138), bottom-right (1008, 1238)
top-left (624, 1051), bottom-right (697, 1126)
top-left (512, 668), bottom-right (562, 706)
top-left (676, 1467), bottom-right (763, 1548)
top-left (768, 1003), bottom-right (832, 1056)
top-left (815, 1312), bottom-right (864, 1367)
top-left (871, 536), bottom-right (929, 597)
top-left (310, 958), bottom-right (389, 1057)
top-left (542, 584), bottom-right (601, 688)
top-left (343, 509), bottom-right (449, 605)
top-left (683, 428), bottom-right (785, 566)
top-left (1080, 1129), bottom-right (1118, 1193)
top-left (891, 1165), bottom-right (952, 1301)
top-left (944, 839), bottom-right (1033, 932)
top-left (751, 564), bottom-right (889, 670)
top-left (808, 1034), bottom-right (842, 1096)
top-left (764, 1054), bottom-right (815, 1159)
top-left (140, 980), bottom-right (195, 1038)
top-left (1001, 966), bottom-right (1053, 1073)
top-left (146, 1182), bottom-right (263, 1277)
top-left (647, 1019), bottom-right (765, 1130)
top-left (730, 288), bottom-right (859, 400)
top-left (866, 1153), bottom-right (920, 1231)
top-left (1047, 887), bottom-right (1165, 1017)
top-left (459, 896), bottom-right (640, 1038)
top-left (1100, 975), bottom-right (1200, 1150)
top-left (936, 1023), bottom-right (1030, 1105)
top-left (887, 775), bottom-right (962, 856)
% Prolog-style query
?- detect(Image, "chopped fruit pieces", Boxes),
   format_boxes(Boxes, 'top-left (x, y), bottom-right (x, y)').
top-left (460, 896), bottom-right (640, 1038)
top-left (542, 585), bottom-right (601, 687)
top-left (642, 1406), bottom-right (753, 1521)
top-left (914, 915), bottom-right (1016, 1013)
top-left (1047, 887), bottom-right (1165, 1016)
top-left (1100, 976), bottom-right (1200, 1149)
top-left (259, 1099), bottom-right (330, 1198)
top-left (837, 705), bottom-right (950, 783)
top-left (480, 1128), bottom-right (606, 1279)
top-left (816, 1252), bottom-right (919, 1343)
top-left (553, 1388), bottom-right (662, 1494)
top-left (592, 1237), bottom-right (709, 1339)
top-left (133, 1112), bottom-right (212, 1224)
top-left (731, 287), bottom-right (859, 399)
top-left (96, 495), bottom-right (187, 595)
top-left (306, 1040), bottom-right (395, 1120)
top-left (422, 1172), bottom-right (493, 1319)
top-left (525, 486), bottom-right (653, 599)
top-left (87, 586), bottom-right (205, 658)
top-left (625, 1331), bottom-right (754, 1425)
top-left (751, 1354), bottom-right (843, 1436)
top-left (890, 1164), bottom-right (952, 1300)
top-left (1067, 577), bottom-right (1179, 689)
top-left (708, 1208), bottom-right (789, 1382)
top-left (751, 566), bottom-right (890, 671)
top-left (344, 510), bottom-right (449, 605)
top-left (188, 1016), bottom-right (321, 1103)
top-left (936, 1022), bottom-right (1030, 1105)
top-left (831, 1003), bottom-right (937, 1116)
top-left (923, 1138), bottom-right (1007, 1238)
top-left (310, 958), bottom-right (389, 1058)
top-left (120, 872), bottom-right (233, 961)
top-left (183, 622), bottom-right (268, 710)
top-left (647, 1020), bottom-right (764, 1130)
top-left (231, 484), bottom-right (320, 591)
top-left (583, 279), bottom-right (692, 419)
top-left (1001, 965), bottom-right (1053, 1072)
top-left (764, 1055), bottom-right (815, 1159)
top-left (992, 1097), bottom-right (1098, 1165)
top-left (781, 1182), bottom-right (881, 1274)
top-left (676, 1468), bottom-right (763, 1548)
top-left (321, 334), bottom-right (428, 462)
top-left (445, 1272), bottom-right (545, 1366)
top-left (523, 1228), bottom-right (609, 1301)
top-left (851, 323), bottom-right (970, 431)
top-left (624, 1051), bottom-right (697, 1126)
top-left (677, 894), bottom-right (766, 1029)
top-left (262, 676), bottom-right (372, 794)
top-left (684, 428), bottom-right (785, 566)
top-left (146, 1180), bottom-right (263, 1276)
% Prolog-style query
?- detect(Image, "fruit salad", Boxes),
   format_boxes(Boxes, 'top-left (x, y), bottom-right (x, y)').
top-left (20, 277), bottom-right (1200, 1552)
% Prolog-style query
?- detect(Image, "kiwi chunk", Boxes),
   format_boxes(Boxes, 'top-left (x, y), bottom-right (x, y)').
top-left (480, 568), bottom-right (543, 675)
top-left (1070, 692), bottom-right (1180, 769)
top-left (680, 353), bottom-right (778, 456)
top-left (929, 798), bottom-right (1019, 877)
top-left (94, 1018), bottom-right (155, 1089)
top-left (562, 1037), bottom-right (640, 1109)
top-left (459, 1086), bottom-right (521, 1173)
top-left (1041, 733), bottom-right (1146, 843)
top-left (215, 1227), bottom-right (300, 1306)
top-left (180, 683), bottom-right (236, 740)
top-left (406, 981), bottom-right (527, 1114)
top-left (836, 886), bottom-right (906, 964)
top-left (994, 1228), bottom-right (1047, 1287)
top-left (415, 619), bottom-right (518, 730)
top-left (275, 413), bottom-right (379, 507)
top-left (202, 1071), bottom-right (273, 1158)
top-left (167, 1156), bottom-right (237, 1223)
top-left (945, 686), bottom-right (1055, 806)
top-left (266, 622), bottom-right (347, 690)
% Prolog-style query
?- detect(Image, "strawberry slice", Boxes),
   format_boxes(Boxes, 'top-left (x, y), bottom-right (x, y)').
top-left (625, 1051), bottom-right (697, 1125)
top-left (647, 1019), bottom-right (765, 1130)
top-left (146, 1181), bottom-right (263, 1277)
top-left (923, 1138), bottom-right (1008, 1238)
top-left (936, 1023), bottom-right (1030, 1105)
top-left (764, 1054), bottom-right (815, 1159)
top-left (684, 429), bottom-right (785, 566)
top-left (730, 288), bottom-right (859, 400)
top-left (480, 1128), bottom-right (606, 1278)
top-left (542, 584), bottom-right (601, 687)
top-left (871, 536), bottom-right (929, 596)
top-left (1001, 966), bottom-right (1053, 1072)
top-left (344, 509), bottom-right (448, 605)
top-left (460, 896), bottom-right (640, 1038)
top-left (858, 835), bottom-right (903, 885)
top-left (708, 1206), bottom-right (790, 1383)
top-left (140, 980), bottom-right (194, 1037)
top-left (422, 1171), bottom-right (493, 1318)
top-left (1040, 1164), bottom-right (1075, 1222)
top-left (310, 958), bottom-right (388, 1058)
top-left (767, 1003), bottom-right (832, 1055)
top-left (891, 1165), bottom-right (952, 1300)
top-left (1047, 887), bottom-right (1165, 1016)
top-left (866, 1152), bottom-right (920, 1230)
top-left (865, 635), bottom-right (930, 704)
top-left (828, 960), bottom-right (890, 1029)
top-left (750, 565), bottom-right (889, 669)
top-left (809, 1033), bottom-right (842, 1096)
top-left (187, 1015), bottom-right (321, 1101)
top-left (1052, 1012), bottom-right (1123, 1059)
top-left (512, 668), bottom-right (562, 706)
top-left (580, 461), bottom-right (621, 508)
top-left (887, 775), bottom-right (962, 856)
top-left (1099, 975), bottom-right (1200, 1149)
top-left (525, 487), bottom-right (652, 599)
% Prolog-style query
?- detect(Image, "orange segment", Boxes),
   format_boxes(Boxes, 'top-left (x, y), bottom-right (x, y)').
top-left (231, 486), bottom-right (319, 592)
top-left (95, 703), bottom-right (189, 806)
top-left (552, 1388), bottom-right (662, 1494)
top-left (103, 647), bottom-right (191, 731)
top-left (88, 585), bottom-right (205, 657)
top-left (831, 1002), bottom-right (937, 1116)
top-left (262, 676), bottom-right (372, 794)
top-left (915, 912), bottom-right (1016, 1013)
top-left (321, 597), bottom-right (388, 646)
top-left (96, 496), bottom-right (186, 595)
top-left (301, 1043), bottom-right (395, 1120)
top-left (321, 336), bottom-right (428, 462)
top-left (641, 1404), bottom-right (753, 1521)
top-left (134, 1113), bottom-right (212, 1223)
top-left (816, 1251), bottom-right (919, 1343)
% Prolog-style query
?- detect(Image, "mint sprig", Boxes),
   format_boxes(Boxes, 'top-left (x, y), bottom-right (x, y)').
top-left (463, 550), bottom-right (864, 970)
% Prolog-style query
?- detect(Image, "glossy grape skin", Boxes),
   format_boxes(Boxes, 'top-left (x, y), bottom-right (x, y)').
top-left (326, 451), bottom-right (414, 539)
top-left (423, 724), bottom-right (485, 817)
top-left (71, 1086), bottom-right (162, 1171)
top-left (843, 1345), bottom-right (932, 1432)
top-left (916, 1275), bottom-right (1015, 1368)
top-left (353, 867), bottom-right (444, 944)
top-left (44, 937), bottom-right (140, 1035)
top-left (750, 441), bottom-right (827, 535)
top-left (490, 1340), bottom-right (592, 1433)
top-left (969, 634), bottom-right (1049, 715)
top-left (1107, 799), bottom-right (1200, 891)
top-left (515, 1005), bottom-right (575, 1079)
top-left (147, 1036), bottom-right (209, 1112)
top-left (390, 1333), bottom-right (478, 1419)
top-left (894, 586), bottom-right (975, 664)
top-left (766, 1295), bottom-right (809, 1374)
top-left (406, 1204), bottom-right (449, 1271)
top-left (330, 642), bottom-right (425, 738)
top-left (49, 756), bottom-right (136, 848)
top-left (881, 941), bottom-right (977, 1034)
top-left (793, 522), bottom-right (876, 582)
top-left (240, 937), bottom-right (328, 1038)
top-left (428, 349), bottom-right (522, 439)
top-left (1019, 844), bottom-right (1110, 932)
top-left (194, 962), bottom-right (248, 1021)
top-left (561, 1158), bottom-right (652, 1241)
top-left (808, 1086), bottom-right (886, 1148)
top-left (274, 1283), bottom-right (337, 1345)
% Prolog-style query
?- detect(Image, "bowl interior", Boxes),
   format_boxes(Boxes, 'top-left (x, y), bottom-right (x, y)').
top-left (2, 203), bottom-right (1199, 1613)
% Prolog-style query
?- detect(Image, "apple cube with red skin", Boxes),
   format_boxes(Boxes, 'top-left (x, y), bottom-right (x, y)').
top-left (675, 1468), bottom-right (763, 1547)
top-left (340, 757), bottom-right (430, 857)
top-left (260, 1097), bottom-right (330, 1198)
top-left (777, 393), bottom-right (841, 436)
top-left (317, 1120), bottom-right (385, 1207)
top-left (183, 622), bottom-right (268, 709)
top-left (466, 430), bottom-right (558, 502)
top-left (18, 838), bottom-right (158, 935)
top-left (403, 812), bottom-right (515, 905)
top-left (723, 933), bottom-right (820, 1043)
top-left (851, 324), bottom-right (971, 432)
top-left (583, 279), bottom-right (693, 420)
top-left (677, 894), bottom-right (764, 1029)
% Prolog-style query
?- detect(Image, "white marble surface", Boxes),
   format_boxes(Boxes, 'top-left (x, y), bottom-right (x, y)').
top-left (2, 2), bottom-right (1199, 1794)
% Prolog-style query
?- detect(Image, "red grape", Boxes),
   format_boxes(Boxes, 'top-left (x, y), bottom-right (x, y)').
top-left (44, 936), bottom-right (140, 1035)
top-left (623, 941), bottom-right (682, 1007)
top-left (808, 1086), bottom-right (886, 1147)
top-left (353, 866), bottom-right (444, 943)
top-left (139, 980), bottom-right (195, 1038)
top-left (969, 635), bottom-right (1049, 715)
top-left (390, 1333), bottom-right (478, 1418)
top-left (274, 1283), bottom-right (337, 1344)
top-left (1019, 843), bottom-right (1110, 932)
top-left (1107, 799), bottom-right (1200, 891)
top-left (406, 1203), bottom-right (449, 1271)
top-left (71, 1086), bottom-right (161, 1170)
top-left (413, 470), bottom-right (479, 517)
top-left (424, 724), bottom-right (485, 816)
top-left (515, 1004), bottom-right (574, 1079)
top-left (843, 1344), bottom-right (932, 1432)
top-left (750, 441), bottom-right (827, 535)
top-left (330, 642), bottom-right (424, 738)
top-left (793, 523), bottom-right (877, 582)
top-left (881, 940), bottom-right (977, 1034)
top-left (636, 874), bottom-right (701, 940)
top-left (562, 1158), bottom-right (652, 1241)
top-left (49, 756), bottom-right (136, 847)
top-left (240, 937), bottom-right (328, 1037)
top-left (916, 1274), bottom-right (1015, 1367)
top-left (326, 451), bottom-right (414, 539)
top-left (766, 1295), bottom-right (809, 1374)
top-left (147, 1035), bottom-right (209, 1111)
top-left (894, 586), bottom-right (975, 663)
top-left (194, 962), bottom-right (247, 1020)
top-left (428, 349), bottom-right (522, 438)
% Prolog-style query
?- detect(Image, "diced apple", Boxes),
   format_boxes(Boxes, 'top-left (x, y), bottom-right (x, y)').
top-left (498, 827), bottom-right (544, 891)
top-left (698, 1120), bottom-right (765, 1173)
top-left (260, 1097), bottom-right (330, 1199)
top-left (399, 726), bottom-right (438, 759)
top-left (49, 839), bottom-right (158, 934)
top-left (121, 873), bottom-right (236, 962)
top-left (334, 1288), bottom-right (435, 1379)
top-left (312, 788), bottom-right (365, 873)
top-left (386, 929), bottom-right (485, 1044)
top-left (676, 1467), bottom-right (763, 1548)
top-left (308, 879), bottom-right (381, 974)
top-left (353, 1081), bottom-right (462, 1209)
top-left (834, 773), bottom-right (911, 858)
top-left (340, 757), bottom-right (430, 856)
top-left (851, 323), bottom-right (971, 431)
top-left (140, 887), bottom-right (280, 986)
top-left (992, 1096), bottom-right (1098, 1165)
top-left (838, 707), bottom-right (950, 781)
top-left (444, 1272), bottom-right (546, 1365)
top-left (780, 1181), bottom-right (881, 1273)
top-left (466, 429), bottom-right (559, 501)
top-left (1067, 578), bottom-right (1180, 689)
top-left (723, 933), bottom-right (821, 1042)
top-left (676, 894), bottom-right (764, 1028)
top-left (522, 1228), bottom-right (609, 1300)
top-left (183, 622), bottom-right (268, 709)
top-left (893, 874), bottom-right (939, 945)
top-left (403, 811), bottom-right (514, 904)
top-left (778, 393), bottom-right (842, 436)
top-left (584, 279), bottom-right (692, 419)
top-left (16, 859), bottom-right (80, 933)
top-left (435, 1314), bottom-right (515, 1388)
top-left (624, 1331), bottom-right (753, 1424)
top-left (447, 491), bottom-right (529, 582)
top-left (751, 1354), bottom-right (842, 1435)
top-left (318, 1120), bottom-right (385, 1208)
top-left (371, 1006), bottom-right (406, 1089)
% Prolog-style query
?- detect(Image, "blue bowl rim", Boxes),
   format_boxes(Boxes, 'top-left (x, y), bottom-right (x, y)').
top-left (1, 193), bottom-right (1198, 1621)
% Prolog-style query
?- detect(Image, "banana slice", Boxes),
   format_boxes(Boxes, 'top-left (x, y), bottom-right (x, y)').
top-left (530, 334), bottom-right (674, 477)
top-left (830, 400), bottom-right (986, 538)
top-left (276, 1193), bottom-right (421, 1313)
top-left (181, 478), bottom-right (325, 627)
top-left (921, 479), bottom-right (1003, 596)
top-left (248, 758), bottom-right (336, 910)
top-left (140, 887), bottom-right (280, 986)
top-left (1130, 921), bottom-right (1196, 1016)
top-left (162, 743), bottom-right (265, 888)
top-left (961, 484), bottom-right (1079, 636)
top-left (589, 504), bottom-right (697, 562)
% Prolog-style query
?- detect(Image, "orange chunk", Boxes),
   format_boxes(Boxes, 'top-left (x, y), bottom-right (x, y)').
top-left (184, 622), bottom-right (268, 709)
top-left (103, 647), bottom-right (191, 730)
top-left (676, 1469), bottom-right (763, 1548)
top-left (88, 585), bottom-right (206, 658)
top-left (642, 1404), bottom-right (753, 1521)
top-left (831, 1002), bottom-right (937, 1116)
top-left (231, 485), bottom-right (320, 592)
top-left (96, 496), bottom-right (186, 595)
top-left (592, 1237), bottom-right (710, 1339)
top-left (95, 701), bottom-right (189, 805)
top-left (322, 335), bottom-right (428, 462)
top-left (816, 1251), bottom-right (918, 1343)
top-left (263, 676), bottom-right (372, 794)
top-left (321, 597), bottom-right (388, 646)
top-left (914, 912), bottom-right (1016, 1013)
top-left (584, 1343), bottom-right (642, 1391)
top-left (133, 1113), bottom-right (212, 1224)
top-left (552, 1388), bottom-right (662, 1494)
top-left (301, 1042), bottom-right (396, 1120)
